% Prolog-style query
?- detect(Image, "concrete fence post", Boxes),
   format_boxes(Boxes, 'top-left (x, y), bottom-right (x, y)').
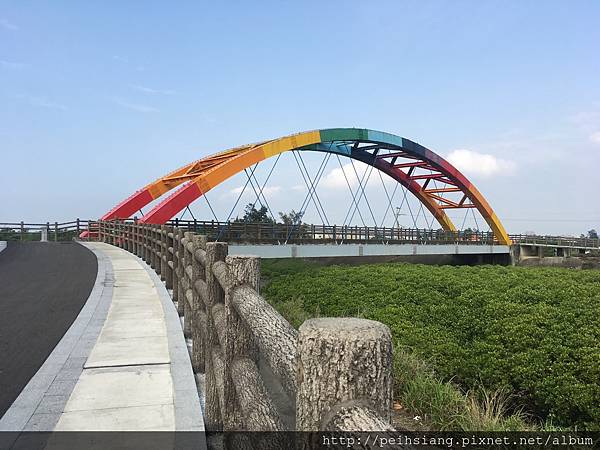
top-left (165, 226), bottom-right (174, 289)
top-left (148, 225), bottom-right (155, 267)
top-left (142, 225), bottom-right (149, 262)
top-left (146, 225), bottom-right (152, 263)
top-left (153, 226), bottom-right (161, 273)
top-left (204, 242), bottom-right (228, 431)
top-left (176, 228), bottom-right (186, 317)
top-left (154, 226), bottom-right (161, 272)
top-left (130, 223), bottom-right (136, 254)
top-left (223, 255), bottom-right (261, 431)
top-left (147, 226), bottom-right (154, 267)
top-left (183, 231), bottom-right (194, 338)
top-left (139, 225), bottom-right (144, 259)
top-left (117, 222), bottom-right (122, 248)
top-left (142, 224), bottom-right (146, 260)
top-left (295, 318), bottom-right (394, 431)
top-left (138, 224), bottom-right (144, 258)
top-left (131, 223), bottom-right (137, 255)
top-left (125, 222), bottom-right (129, 249)
top-left (190, 234), bottom-right (207, 373)
top-left (123, 222), bottom-right (128, 251)
top-left (172, 228), bottom-right (181, 305)
top-left (160, 225), bottom-right (168, 282)
top-left (137, 224), bottom-right (143, 258)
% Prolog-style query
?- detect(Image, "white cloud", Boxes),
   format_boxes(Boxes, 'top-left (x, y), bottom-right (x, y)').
top-left (320, 162), bottom-right (370, 189)
top-left (15, 94), bottom-right (67, 110)
top-left (131, 84), bottom-right (175, 95)
top-left (589, 132), bottom-right (600, 144)
top-left (571, 111), bottom-right (600, 129)
top-left (0, 19), bottom-right (18, 31)
top-left (262, 186), bottom-right (281, 196)
top-left (113, 98), bottom-right (159, 113)
top-left (0, 60), bottom-right (25, 69)
top-left (229, 185), bottom-right (281, 196)
top-left (446, 149), bottom-right (516, 177)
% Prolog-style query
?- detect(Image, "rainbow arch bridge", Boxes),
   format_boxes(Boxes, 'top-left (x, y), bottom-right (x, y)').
top-left (98, 128), bottom-right (512, 247)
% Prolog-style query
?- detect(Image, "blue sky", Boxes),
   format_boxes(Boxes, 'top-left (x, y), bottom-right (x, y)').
top-left (1, 1), bottom-right (599, 235)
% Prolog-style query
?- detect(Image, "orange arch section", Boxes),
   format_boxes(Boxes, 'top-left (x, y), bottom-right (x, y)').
top-left (98, 128), bottom-right (511, 245)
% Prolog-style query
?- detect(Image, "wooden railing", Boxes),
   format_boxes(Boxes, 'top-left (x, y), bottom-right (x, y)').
top-left (162, 219), bottom-right (499, 245)
top-left (3, 218), bottom-right (599, 249)
top-left (0, 219), bottom-right (93, 242)
top-left (509, 234), bottom-right (600, 249)
top-left (96, 220), bottom-right (396, 438)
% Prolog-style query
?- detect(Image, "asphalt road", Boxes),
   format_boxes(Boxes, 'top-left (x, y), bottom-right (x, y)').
top-left (0, 242), bottom-right (97, 418)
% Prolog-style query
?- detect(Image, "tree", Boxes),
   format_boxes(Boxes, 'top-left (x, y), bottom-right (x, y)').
top-left (235, 203), bottom-right (274, 224)
top-left (587, 229), bottom-right (598, 239)
top-left (462, 227), bottom-right (474, 240)
top-left (278, 209), bottom-right (304, 225)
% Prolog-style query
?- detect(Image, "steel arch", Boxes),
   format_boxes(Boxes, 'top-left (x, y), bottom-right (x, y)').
top-left (97, 128), bottom-right (511, 245)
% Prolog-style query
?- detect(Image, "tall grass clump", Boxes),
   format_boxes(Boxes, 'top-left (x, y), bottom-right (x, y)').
top-left (393, 347), bottom-right (532, 431)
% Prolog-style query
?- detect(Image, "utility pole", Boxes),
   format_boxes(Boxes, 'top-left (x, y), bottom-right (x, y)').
top-left (394, 207), bottom-right (407, 228)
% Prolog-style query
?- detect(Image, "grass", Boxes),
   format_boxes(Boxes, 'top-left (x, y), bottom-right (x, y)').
top-left (260, 259), bottom-right (600, 430)
top-left (391, 346), bottom-right (532, 431)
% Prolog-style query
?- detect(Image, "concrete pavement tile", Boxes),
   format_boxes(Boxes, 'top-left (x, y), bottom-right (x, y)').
top-left (84, 335), bottom-right (170, 368)
top-left (55, 404), bottom-right (175, 431)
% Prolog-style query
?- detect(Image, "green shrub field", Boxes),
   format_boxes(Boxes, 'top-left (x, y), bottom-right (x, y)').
top-left (261, 260), bottom-right (600, 430)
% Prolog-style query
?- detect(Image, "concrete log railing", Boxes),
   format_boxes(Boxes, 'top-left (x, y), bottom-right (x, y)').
top-left (96, 220), bottom-right (396, 438)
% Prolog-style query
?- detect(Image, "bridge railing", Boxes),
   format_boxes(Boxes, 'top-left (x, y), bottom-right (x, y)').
top-left (95, 218), bottom-right (501, 245)
top-left (97, 220), bottom-right (396, 437)
top-left (509, 234), bottom-right (600, 249)
top-left (0, 219), bottom-right (94, 242)
top-left (166, 219), bottom-right (499, 245)
top-left (3, 218), bottom-right (599, 249)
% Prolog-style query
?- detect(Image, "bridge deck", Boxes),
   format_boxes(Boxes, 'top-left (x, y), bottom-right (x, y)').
top-left (0, 242), bottom-right (204, 435)
top-left (228, 243), bottom-right (511, 258)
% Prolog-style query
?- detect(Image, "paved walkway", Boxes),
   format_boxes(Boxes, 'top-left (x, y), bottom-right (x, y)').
top-left (0, 242), bottom-right (204, 435)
